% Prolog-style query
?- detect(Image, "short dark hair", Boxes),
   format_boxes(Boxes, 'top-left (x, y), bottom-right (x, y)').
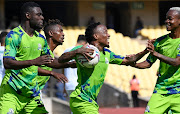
top-left (77, 35), bottom-right (87, 43)
top-left (0, 31), bottom-right (8, 43)
top-left (20, 2), bottom-right (40, 20)
top-left (44, 19), bottom-right (64, 38)
top-left (85, 22), bottom-right (101, 43)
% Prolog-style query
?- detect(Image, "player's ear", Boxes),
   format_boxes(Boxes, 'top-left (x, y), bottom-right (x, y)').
top-left (93, 34), bottom-right (98, 40)
top-left (49, 30), bottom-right (53, 37)
top-left (26, 12), bottom-right (31, 20)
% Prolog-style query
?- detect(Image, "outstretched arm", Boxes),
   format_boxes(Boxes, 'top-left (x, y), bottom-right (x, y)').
top-left (147, 40), bottom-right (180, 66)
top-left (130, 60), bottom-right (152, 69)
top-left (121, 49), bottom-right (149, 65)
top-left (3, 55), bottom-right (53, 70)
top-left (47, 59), bottom-right (77, 69)
top-left (38, 67), bottom-right (68, 83)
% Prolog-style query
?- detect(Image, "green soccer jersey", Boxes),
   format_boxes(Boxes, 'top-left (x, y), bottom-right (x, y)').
top-left (70, 45), bottom-right (124, 103)
top-left (146, 34), bottom-right (180, 94)
top-left (2, 25), bottom-right (52, 97)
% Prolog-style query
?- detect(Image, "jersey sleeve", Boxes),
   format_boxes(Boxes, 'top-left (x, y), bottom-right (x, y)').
top-left (105, 48), bottom-right (125, 65)
top-left (3, 31), bottom-right (20, 59)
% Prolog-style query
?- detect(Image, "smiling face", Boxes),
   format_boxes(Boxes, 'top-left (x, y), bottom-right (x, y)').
top-left (165, 10), bottom-right (180, 32)
top-left (94, 25), bottom-right (110, 48)
top-left (29, 7), bottom-right (44, 30)
top-left (51, 24), bottom-right (64, 45)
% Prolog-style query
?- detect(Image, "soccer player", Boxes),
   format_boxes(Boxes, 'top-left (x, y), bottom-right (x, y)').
top-left (58, 22), bottom-right (149, 114)
top-left (0, 31), bottom-right (8, 85)
top-left (0, 2), bottom-right (54, 114)
top-left (130, 7), bottom-right (180, 113)
top-left (22, 19), bottom-right (77, 113)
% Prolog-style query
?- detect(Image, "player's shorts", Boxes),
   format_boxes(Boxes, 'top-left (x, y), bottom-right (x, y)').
top-left (144, 93), bottom-right (180, 114)
top-left (70, 96), bottom-right (99, 114)
top-left (0, 83), bottom-right (48, 114)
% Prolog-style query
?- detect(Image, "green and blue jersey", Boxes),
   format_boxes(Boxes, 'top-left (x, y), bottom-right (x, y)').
top-left (2, 25), bottom-right (52, 97)
top-left (70, 45), bottom-right (124, 104)
top-left (146, 34), bottom-right (180, 94)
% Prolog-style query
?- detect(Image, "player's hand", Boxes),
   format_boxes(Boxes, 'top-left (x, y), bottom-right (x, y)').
top-left (125, 54), bottom-right (135, 59)
top-left (147, 40), bottom-right (155, 54)
top-left (51, 71), bottom-right (68, 83)
top-left (68, 61), bottom-right (77, 68)
top-left (77, 44), bottom-right (94, 61)
top-left (32, 55), bottom-right (54, 66)
top-left (149, 38), bottom-right (156, 44)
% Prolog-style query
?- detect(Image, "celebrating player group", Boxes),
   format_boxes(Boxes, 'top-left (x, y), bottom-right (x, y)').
top-left (0, 1), bottom-right (180, 114)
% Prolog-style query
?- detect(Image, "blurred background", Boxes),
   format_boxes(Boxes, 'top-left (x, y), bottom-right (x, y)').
top-left (0, 0), bottom-right (179, 113)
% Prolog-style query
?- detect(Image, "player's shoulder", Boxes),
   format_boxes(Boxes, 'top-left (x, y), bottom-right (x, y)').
top-left (156, 34), bottom-right (169, 42)
top-left (36, 31), bottom-right (46, 40)
top-left (71, 45), bottom-right (83, 51)
top-left (104, 48), bottom-right (112, 53)
top-left (7, 26), bottom-right (23, 38)
top-left (64, 46), bottom-right (75, 53)
top-left (153, 34), bottom-right (169, 46)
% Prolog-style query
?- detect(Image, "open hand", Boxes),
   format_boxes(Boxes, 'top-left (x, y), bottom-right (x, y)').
top-left (51, 72), bottom-right (68, 83)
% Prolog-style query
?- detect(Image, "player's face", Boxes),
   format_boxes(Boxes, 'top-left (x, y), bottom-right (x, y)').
top-left (165, 10), bottom-right (180, 31)
top-left (29, 7), bottom-right (44, 30)
top-left (51, 24), bottom-right (64, 45)
top-left (96, 25), bottom-right (110, 47)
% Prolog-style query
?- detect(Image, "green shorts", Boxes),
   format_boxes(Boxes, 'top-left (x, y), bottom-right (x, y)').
top-left (0, 83), bottom-right (48, 114)
top-left (70, 96), bottom-right (99, 114)
top-left (145, 93), bottom-right (180, 114)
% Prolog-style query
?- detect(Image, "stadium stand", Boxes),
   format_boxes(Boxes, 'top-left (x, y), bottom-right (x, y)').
top-left (53, 26), bottom-right (159, 97)
top-left (139, 25), bottom-right (170, 40)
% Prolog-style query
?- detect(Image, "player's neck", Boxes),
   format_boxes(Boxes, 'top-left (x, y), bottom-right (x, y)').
top-left (90, 41), bottom-right (103, 51)
top-left (170, 28), bottom-right (180, 39)
top-left (47, 38), bottom-right (57, 51)
top-left (21, 22), bottom-right (35, 37)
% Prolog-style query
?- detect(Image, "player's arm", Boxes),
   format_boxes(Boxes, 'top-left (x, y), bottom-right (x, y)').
top-left (3, 55), bottom-right (53, 70)
top-left (147, 40), bottom-right (180, 66)
top-left (121, 49), bottom-right (149, 65)
top-left (38, 67), bottom-right (68, 83)
top-left (58, 45), bottom-right (94, 63)
top-left (47, 59), bottom-right (77, 68)
top-left (130, 60), bottom-right (152, 69)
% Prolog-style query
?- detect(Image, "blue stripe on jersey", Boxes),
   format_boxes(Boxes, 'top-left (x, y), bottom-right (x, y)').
top-left (31, 87), bottom-right (40, 97)
top-left (113, 55), bottom-right (125, 59)
top-left (3, 56), bottom-right (15, 60)
top-left (6, 31), bottom-right (14, 38)
top-left (104, 48), bottom-right (111, 53)
top-left (39, 33), bottom-right (46, 39)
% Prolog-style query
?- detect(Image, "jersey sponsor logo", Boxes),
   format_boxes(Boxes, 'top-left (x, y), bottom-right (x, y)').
top-left (7, 108), bottom-right (14, 114)
top-left (38, 43), bottom-right (42, 50)
top-left (105, 57), bottom-right (109, 64)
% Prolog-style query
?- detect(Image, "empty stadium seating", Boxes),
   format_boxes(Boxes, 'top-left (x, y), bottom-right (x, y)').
top-left (53, 26), bottom-right (159, 97)
top-left (139, 25), bottom-right (170, 40)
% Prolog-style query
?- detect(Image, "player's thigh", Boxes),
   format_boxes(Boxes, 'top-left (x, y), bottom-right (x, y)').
top-left (0, 84), bottom-right (27, 114)
top-left (144, 93), bottom-right (170, 114)
top-left (70, 97), bottom-right (99, 114)
top-left (170, 94), bottom-right (180, 114)
top-left (22, 95), bottom-right (48, 114)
